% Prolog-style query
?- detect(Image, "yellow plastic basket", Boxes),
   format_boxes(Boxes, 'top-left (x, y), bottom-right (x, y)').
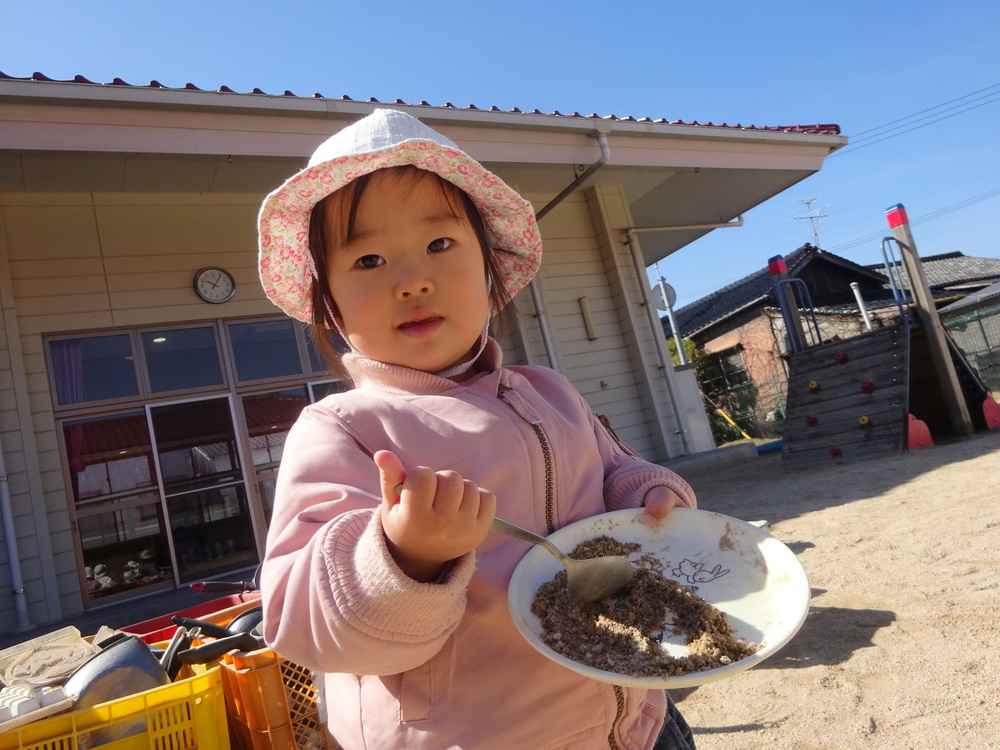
top-left (0, 662), bottom-right (228, 750)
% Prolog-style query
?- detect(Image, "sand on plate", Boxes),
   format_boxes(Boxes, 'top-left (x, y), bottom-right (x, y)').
top-left (665, 429), bottom-right (1000, 750)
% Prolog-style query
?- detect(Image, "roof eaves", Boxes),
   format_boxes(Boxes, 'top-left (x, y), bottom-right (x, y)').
top-left (0, 71), bottom-right (843, 137)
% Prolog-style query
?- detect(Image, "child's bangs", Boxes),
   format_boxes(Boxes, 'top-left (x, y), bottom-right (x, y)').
top-left (322, 166), bottom-right (474, 249)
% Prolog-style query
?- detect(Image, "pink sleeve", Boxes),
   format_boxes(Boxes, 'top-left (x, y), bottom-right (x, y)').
top-left (586, 407), bottom-right (697, 512)
top-left (260, 406), bottom-right (475, 676)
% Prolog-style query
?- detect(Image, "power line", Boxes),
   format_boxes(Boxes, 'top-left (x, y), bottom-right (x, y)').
top-left (828, 82), bottom-right (1000, 158)
top-left (849, 81), bottom-right (1000, 139)
top-left (833, 96), bottom-right (1000, 156)
top-left (824, 186), bottom-right (1000, 253)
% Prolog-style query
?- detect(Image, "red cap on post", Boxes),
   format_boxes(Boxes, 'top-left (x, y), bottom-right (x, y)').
top-left (885, 203), bottom-right (909, 228)
top-left (768, 255), bottom-right (788, 275)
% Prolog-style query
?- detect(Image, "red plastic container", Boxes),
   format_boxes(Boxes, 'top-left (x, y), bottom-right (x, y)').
top-left (122, 592), bottom-right (262, 644)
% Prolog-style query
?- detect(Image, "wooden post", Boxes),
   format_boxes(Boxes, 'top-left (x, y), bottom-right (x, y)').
top-left (885, 204), bottom-right (973, 436)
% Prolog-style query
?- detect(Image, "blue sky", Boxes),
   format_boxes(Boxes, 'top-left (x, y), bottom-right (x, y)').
top-left (3, 0), bottom-right (999, 311)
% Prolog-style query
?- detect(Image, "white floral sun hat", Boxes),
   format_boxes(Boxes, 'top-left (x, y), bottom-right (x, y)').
top-left (258, 108), bottom-right (543, 323)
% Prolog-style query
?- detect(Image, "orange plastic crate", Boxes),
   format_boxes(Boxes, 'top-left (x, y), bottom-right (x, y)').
top-left (219, 647), bottom-right (340, 750)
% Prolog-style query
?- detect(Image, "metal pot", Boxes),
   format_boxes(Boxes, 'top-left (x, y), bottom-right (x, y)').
top-left (63, 635), bottom-right (170, 746)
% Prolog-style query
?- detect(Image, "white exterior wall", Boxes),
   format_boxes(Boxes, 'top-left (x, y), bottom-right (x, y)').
top-left (509, 186), bottom-right (681, 462)
top-left (585, 185), bottom-right (685, 461)
top-left (0, 191), bottom-right (268, 630)
top-left (1, 203), bottom-right (63, 630)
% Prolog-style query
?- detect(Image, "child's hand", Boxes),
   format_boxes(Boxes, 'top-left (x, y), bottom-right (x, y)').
top-left (374, 450), bottom-right (496, 582)
top-left (641, 485), bottom-right (682, 527)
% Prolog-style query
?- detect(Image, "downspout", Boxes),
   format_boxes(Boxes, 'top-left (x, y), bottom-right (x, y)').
top-left (528, 132), bottom-right (611, 371)
top-left (629, 216), bottom-right (745, 234)
top-left (0, 439), bottom-right (31, 631)
top-left (626, 217), bottom-right (745, 457)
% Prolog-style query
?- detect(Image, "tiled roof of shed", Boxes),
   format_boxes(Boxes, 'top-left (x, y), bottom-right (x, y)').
top-left (866, 251), bottom-right (1000, 288)
top-left (665, 248), bottom-right (1000, 339)
top-left (939, 281), bottom-right (1000, 314)
top-left (811, 288), bottom-right (958, 316)
top-left (663, 245), bottom-right (810, 338)
top-left (665, 244), bottom-right (882, 337)
top-left (0, 71), bottom-right (842, 135)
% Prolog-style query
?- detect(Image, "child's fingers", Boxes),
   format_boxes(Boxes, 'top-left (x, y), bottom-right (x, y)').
top-left (642, 486), bottom-right (679, 527)
top-left (476, 486), bottom-right (497, 525)
top-left (374, 450), bottom-right (406, 505)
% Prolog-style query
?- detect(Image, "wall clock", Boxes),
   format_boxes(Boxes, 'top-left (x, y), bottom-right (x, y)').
top-left (194, 267), bottom-right (236, 304)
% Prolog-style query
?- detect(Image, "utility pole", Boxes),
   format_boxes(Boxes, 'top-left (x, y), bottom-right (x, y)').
top-left (653, 263), bottom-right (687, 365)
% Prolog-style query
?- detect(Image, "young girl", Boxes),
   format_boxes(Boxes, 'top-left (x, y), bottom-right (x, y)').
top-left (258, 108), bottom-right (698, 750)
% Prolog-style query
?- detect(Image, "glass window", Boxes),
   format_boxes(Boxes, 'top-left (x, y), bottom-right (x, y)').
top-left (149, 397), bottom-right (259, 582)
top-left (149, 399), bottom-right (241, 493)
top-left (63, 411), bottom-right (156, 505)
top-left (167, 485), bottom-right (258, 582)
top-left (304, 325), bottom-right (346, 374)
top-left (306, 335), bottom-right (327, 374)
top-left (79, 502), bottom-right (173, 600)
top-left (64, 410), bottom-right (172, 600)
top-left (49, 335), bottom-right (139, 405)
top-left (141, 327), bottom-right (223, 393)
top-left (229, 320), bottom-right (302, 381)
top-left (257, 477), bottom-right (277, 527)
top-left (309, 380), bottom-right (349, 402)
top-left (242, 389), bottom-right (310, 470)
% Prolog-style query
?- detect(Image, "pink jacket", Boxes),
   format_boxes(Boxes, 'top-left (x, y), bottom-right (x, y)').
top-left (261, 341), bottom-right (696, 750)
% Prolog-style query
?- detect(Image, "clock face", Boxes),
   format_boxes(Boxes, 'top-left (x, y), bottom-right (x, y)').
top-left (194, 267), bottom-right (236, 303)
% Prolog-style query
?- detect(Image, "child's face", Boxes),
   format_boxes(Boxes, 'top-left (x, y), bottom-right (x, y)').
top-left (325, 169), bottom-right (491, 376)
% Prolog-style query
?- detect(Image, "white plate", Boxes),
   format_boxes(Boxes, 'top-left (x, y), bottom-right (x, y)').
top-left (507, 507), bottom-right (810, 688)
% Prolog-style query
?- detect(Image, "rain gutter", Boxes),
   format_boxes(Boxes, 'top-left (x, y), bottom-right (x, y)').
top-left (0, 442), bottom-right (31, 631)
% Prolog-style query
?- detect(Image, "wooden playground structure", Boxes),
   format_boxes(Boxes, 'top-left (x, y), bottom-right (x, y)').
top-left (778, 205), bottom-right (1000, 469)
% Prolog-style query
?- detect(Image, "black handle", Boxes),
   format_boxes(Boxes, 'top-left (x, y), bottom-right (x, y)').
top-left (189, 580), bottom-right (257, 593)
top-left (171, 616), bottom-right (234, 639)
top-left (175, 632), bottom-right (263, 664)
top-left (160, 627), bottom-right (193, 681)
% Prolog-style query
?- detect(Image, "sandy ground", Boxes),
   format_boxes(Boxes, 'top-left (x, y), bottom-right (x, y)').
top-left (668, 429), bottom-right (1000, 750)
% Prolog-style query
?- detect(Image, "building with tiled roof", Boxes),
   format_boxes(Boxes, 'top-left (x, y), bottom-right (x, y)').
top-left (662, 245), bottom-right (1000, 436)
top-left (868, 251), bottom-right (1000, 291)
top-left (0, 72), bottom-right (846, 631)
top-left (938, 280), bottom-right (1000, 394)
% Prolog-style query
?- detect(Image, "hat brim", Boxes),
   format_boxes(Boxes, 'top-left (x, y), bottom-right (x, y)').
top-left (258, 139), bottom-right (542, 322)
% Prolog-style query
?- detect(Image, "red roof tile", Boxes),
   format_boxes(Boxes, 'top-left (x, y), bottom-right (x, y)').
top-left (0, 71), bottom-right (842, 136)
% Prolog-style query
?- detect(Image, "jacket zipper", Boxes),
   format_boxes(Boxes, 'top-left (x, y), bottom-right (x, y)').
top-left (529, 422), bottom-right (557, 535)
top-left (498, 383), bottom-right (626, 749)
top-left (497, 383), bottom-right (557, 534)
top-left (608, 686), bottom-right (625, 750)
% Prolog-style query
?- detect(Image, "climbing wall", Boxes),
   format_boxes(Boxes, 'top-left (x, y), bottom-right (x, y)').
top-left (782, 324), bottom-right (910, 469)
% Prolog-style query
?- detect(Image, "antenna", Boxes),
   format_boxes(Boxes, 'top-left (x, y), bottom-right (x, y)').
top-left (793, 197), bottom-right (828, 245)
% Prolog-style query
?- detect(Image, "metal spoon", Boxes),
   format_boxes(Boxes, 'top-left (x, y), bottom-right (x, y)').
top-left (392, 483), bottom-right (633, 601)
top-left (491, 516), bottom-right (634, 602)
